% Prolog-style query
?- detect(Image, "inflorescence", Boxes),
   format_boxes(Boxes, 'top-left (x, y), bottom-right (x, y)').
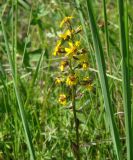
top-left (53, 16), bottom-right (93, 106)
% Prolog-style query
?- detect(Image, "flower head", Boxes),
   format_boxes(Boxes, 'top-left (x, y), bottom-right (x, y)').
top-left (82, 62), bottom-right (89, 70)
top-left (59, 29), bottom-right (74, 40)
top-left (66, 74), bottom-right (77, 86)
top-left (60, 16), bottom-right (73, 28)
top-left (58, 94), bottom-right (67, 105)
top-left (65, 41), bottom-right (80, 57)
top-left (53, 40), bottom-right (62, 56)
top-left (59, 60), bottom-right (68, 71)
top-left (55, 77), bottom-right (64, 84)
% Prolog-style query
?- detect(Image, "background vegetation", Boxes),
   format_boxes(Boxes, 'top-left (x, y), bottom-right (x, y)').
top-left (0, 0), bottom-right (133, 159)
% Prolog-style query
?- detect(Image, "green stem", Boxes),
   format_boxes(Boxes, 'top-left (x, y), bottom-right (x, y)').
top-left (72, 86), bottom-right (80, 160)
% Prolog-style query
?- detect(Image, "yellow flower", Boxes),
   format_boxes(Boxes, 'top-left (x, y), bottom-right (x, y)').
top-left (59, 60), bottom-right (68, 71)
top-left (82, 62), bottom-right (89, 70)
top-left (53, 40), bottom-right (62, 56)
top-left (60, 16), bottom-right (73, 28)
top-left (65, 41), bottom-right (80, 57)
top-left (55, 77), bottom-right (62, 84)
top-left (55, 76), bottom-right (64, 84)
top-left (59, 29), bottom-right (74, 40)
top-left (66, 74), bottom-right (77, 86)
top-left (58, 94), bottom-right (67, 105)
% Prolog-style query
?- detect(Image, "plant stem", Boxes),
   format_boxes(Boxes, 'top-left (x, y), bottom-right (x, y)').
top-left (72, 86), bottom-right (80, 160)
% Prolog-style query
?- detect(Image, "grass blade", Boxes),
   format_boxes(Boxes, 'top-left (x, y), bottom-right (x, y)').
top-left (1, 19), bottom-right (36, 160)
top-left (117, 0), bottom-right (132, 159)
top-left (24, 50), bottom-right (45, 107)
top-left (102, 0), bottom-right (112, 73)
top-left (75, 0), bottom-right (89, 45)
top-left (86, 0), bottom-right (122, 159)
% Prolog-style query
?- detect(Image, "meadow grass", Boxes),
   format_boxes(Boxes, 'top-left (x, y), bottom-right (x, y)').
top-left (0, 0), bottom-right (133, 159)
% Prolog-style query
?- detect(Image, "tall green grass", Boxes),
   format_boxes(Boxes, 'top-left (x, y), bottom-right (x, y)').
top-left (86, 0), bottom-right (121, 159)
top-left (1, 15), bottom-right (36, 160)
top-left (117, 0), bottom-right (132, 159)
top-left (86, 0), bottom-right (132, 159)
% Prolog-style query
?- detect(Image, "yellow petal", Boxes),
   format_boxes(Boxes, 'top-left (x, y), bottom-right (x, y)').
top-left (68, 42), bottom-right (73, 47)
top-left (60, 65), bottom-right (64, 71)
top-left (57, 40), bottom-right (61, 46)
top-left (65, 48), bottom-right (70, 53)
top-left (53, 51), bottom-right (56, 56)
top-left (75, 41), bottom-right (80, 47)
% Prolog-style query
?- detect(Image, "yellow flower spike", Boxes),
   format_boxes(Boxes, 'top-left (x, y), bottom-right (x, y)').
top-left (65, 41), bottom-right (80, 57)
top-left (59, 60), bottom-right (68, 71)
top-left (60, 16), bottom-right (73, 28)
top-left (66, 74), bottom-right (77, 86)
top-left (58, 94), bottom-right (67, 105)
top-left (53, 40), bottom-right (62, 56)
top-left (59, 29), bottom-right (74, 40)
